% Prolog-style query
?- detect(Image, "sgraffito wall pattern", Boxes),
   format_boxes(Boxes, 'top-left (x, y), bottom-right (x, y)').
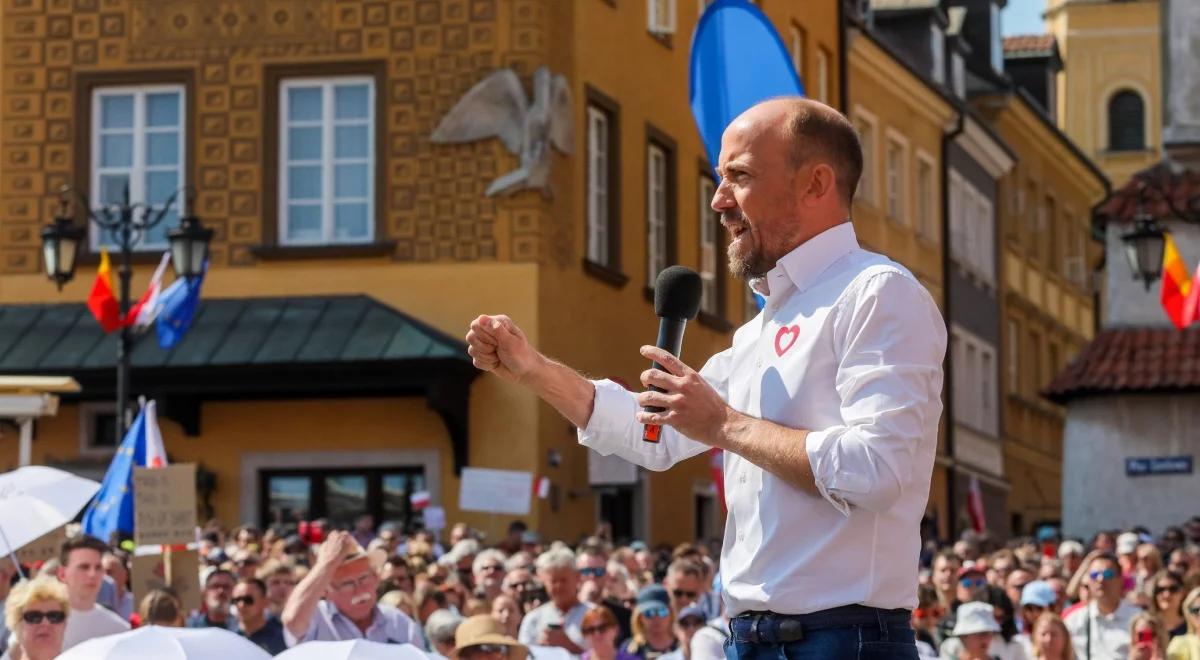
top-left (0, 0), bottom-right (558, 273)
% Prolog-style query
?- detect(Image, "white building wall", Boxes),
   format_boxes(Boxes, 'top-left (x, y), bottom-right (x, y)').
top-left (1062, 393), bottom-right (1200, 539)
top-left (1105, 220), bottom-right (1200, 327)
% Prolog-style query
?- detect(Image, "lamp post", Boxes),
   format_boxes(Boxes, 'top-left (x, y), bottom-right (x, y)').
top-left (39, 185), bottom-right (213, 439)
top-left (1121, 205), bottom-right (1167, 290)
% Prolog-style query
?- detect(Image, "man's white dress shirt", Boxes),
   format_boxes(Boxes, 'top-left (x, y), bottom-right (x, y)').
top-left (1063, 600), bottom-right (1140, 660)
top-left (579, 223), bottom-right (946, 617)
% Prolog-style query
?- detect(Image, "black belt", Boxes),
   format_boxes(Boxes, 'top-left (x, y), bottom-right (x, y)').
top-left (729, 605), bottom-right (912, 644)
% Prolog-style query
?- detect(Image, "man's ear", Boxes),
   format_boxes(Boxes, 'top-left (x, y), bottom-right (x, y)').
top-left (802, 163), bottom-right (838, 207)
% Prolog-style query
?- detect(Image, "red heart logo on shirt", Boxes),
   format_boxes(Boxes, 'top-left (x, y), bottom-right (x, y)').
top-left (774, 324), bottom-right (799, 357)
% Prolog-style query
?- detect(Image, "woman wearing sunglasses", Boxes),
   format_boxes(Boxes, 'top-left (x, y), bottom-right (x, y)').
top-left (622, 587), bottom-right (678, 660)
top-left (581, 606), bottom-right (639, 660)
top-left (1147, 571), bottom-right (1188, 639)
top-left (1166, 588), bottom-right (1200, 660)
top-left (1, 577), bottom-right (69, 660)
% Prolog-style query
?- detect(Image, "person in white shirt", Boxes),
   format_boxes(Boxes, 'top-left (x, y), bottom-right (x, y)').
top-left (1064, 553), bottom-right (1140, 659)
top-left (56, 535), bottom-right (129, 650)
top-left (466, 97), bottom-right (945, 658)
top-left (517, 547), bottom-right (591, 653)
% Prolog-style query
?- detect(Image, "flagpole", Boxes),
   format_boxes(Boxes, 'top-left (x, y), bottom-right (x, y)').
top-left (114, 186), bottom-right (135, 439)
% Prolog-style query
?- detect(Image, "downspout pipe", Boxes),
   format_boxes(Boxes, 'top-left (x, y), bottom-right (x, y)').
top-left (941, 108), bottom-right (966, 543)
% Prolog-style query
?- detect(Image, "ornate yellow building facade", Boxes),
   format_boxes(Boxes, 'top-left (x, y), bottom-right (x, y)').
top-left (0, 0), bottom-right (840, 546)
top-left (1046, 0), bottom-right (1162, 188)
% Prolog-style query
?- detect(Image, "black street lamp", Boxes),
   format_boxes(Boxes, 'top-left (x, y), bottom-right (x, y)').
top-left (39, 185), bottom-right (212, 438)
top-left (1121, 205), bottom-right (1166, 290)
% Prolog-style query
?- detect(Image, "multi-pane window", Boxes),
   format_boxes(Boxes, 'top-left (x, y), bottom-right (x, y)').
top-left (916, 153), bottom-right (936, 242)
top-left (853, 109), bottom-right (877, 206)
top-left (699, 175), bottom-right (719, 316)
top-left (791, 24), bottom-right (806, 83)
top-left (280, 77), bottom-right (375, 245)
top-left (647, 143), bottom-right (670, 287)
top-left (263, 466), bottom-right (425, 533)
top-left (91, 85), bottom-right (186, 249)
top-left (951, 326), bottom-right (998, 435)
top-left (586, 105), bottom-right (612, 266)
top-left (885, 136), bottom-right (906, 224)
top-left (1108, 90), bottom-right (1145, 151)
top-left (949, 170), bottom-right (995, 285)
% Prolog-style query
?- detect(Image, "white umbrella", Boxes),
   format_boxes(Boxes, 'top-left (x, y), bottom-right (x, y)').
top-left (58, 626), bottom-right (272, 660)
top-left (276, 640), bottom-right (431, 660)
top-left (0, 466), bottom-right (99, 556)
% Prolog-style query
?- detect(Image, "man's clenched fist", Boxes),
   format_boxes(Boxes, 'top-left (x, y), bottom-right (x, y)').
top-left (465, 314), bottom-right (540, 383)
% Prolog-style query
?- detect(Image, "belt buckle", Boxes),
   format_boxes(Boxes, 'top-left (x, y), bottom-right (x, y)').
top-left (748, 613), bottom-right (764, 644)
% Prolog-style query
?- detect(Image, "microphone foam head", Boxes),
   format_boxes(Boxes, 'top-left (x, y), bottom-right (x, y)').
top-left (654, 266), bottom-right (703, 320)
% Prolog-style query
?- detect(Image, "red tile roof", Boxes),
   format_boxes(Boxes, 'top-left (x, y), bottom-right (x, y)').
top-left (1042, 327), bottom-right (1200, 403)
top-left (1097, 160), bottom-right (1200, 225)
top-left (1003, 34), bottom-right (1056, 58)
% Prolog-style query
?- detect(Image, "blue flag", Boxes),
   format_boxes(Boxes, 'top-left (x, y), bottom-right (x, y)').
top-left (156, 260), bottom-right (207, 349)
top-left (689, 0), bottom-right (805, 174)
top-left (81, 408), bottom-right (150, 544)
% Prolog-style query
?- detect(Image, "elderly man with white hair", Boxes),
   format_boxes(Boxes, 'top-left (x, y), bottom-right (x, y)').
top-left (472, 549), bottom-right (508, 603)
top-left (424, 608), bottom-right (465, 659)
top-left (517, 547), bottom-right (592, 653)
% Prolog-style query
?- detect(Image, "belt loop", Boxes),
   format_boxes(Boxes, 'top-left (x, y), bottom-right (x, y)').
top-left (750, 614), bottom-right (762, 643)
top-left (876, 608), bottom-right (888, 641)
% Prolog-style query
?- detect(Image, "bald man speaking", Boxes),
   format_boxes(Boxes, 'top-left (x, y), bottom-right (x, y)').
top-left (466, 98), bottom-right (945, 658)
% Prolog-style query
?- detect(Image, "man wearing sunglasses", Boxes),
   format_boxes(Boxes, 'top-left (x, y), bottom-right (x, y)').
top-left (282, 530), bottom-right (422, 647)
top-left (1063, 554), bottom-right (1140, 659)
top-left (233, 577), bottom-right (286, 655)
top-left (577, 544), bottom-right (632, 642)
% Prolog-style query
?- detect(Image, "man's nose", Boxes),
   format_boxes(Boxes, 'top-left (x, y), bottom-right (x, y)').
top-left (712, 179), bottom-right (735, 212)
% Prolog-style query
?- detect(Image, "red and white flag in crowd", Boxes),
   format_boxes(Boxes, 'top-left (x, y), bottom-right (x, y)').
top-left (410, 490), bottom-right (431, 510)
top-left (144, 400), bottom-right (168, 468)
top-left (534, 476), bottom-right (551, 499)
top-left (125, 252), bottom-right (170, 330)
top-left (967, 474), bottom-right (986, 533)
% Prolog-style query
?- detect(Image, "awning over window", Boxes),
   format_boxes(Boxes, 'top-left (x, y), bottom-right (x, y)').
top-left (0, 295), bottom-right (479, 472)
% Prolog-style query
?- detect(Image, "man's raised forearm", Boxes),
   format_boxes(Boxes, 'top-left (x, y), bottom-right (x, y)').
top-left (281, 558), bottom-right (336, 638)
top-left (520, 353), bottom-right (596, 429)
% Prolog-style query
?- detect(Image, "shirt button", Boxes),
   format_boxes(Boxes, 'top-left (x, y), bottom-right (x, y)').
top-left (755, 357), bottom-right (762, 368)
top-left (737, 533), bottom-right (745, 541)
top-left (740, 474), bottom-right (747, 484)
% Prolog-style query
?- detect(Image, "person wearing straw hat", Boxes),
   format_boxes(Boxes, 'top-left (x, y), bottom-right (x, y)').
top-left (281, 530), bottom-right (422, 648)
top-left (452, 614), bottom-right (528, 660)
top-left (941, 601), bottom-right (1001, 660)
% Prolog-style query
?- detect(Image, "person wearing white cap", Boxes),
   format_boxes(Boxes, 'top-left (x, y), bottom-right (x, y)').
top-left (1058, 541), bottom-right (1085, 577)
top-left (942, 601), bottom-right (1001, 660)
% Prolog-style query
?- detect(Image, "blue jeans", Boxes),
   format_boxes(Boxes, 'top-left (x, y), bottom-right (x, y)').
top-left (725, 610), bottom-right (920, 660)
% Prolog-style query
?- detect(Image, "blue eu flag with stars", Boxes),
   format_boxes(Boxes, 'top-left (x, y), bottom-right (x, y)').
top-left (156, 260), bottom-right (207, 350)
top-left (80, 408), bottom-right (150, 544)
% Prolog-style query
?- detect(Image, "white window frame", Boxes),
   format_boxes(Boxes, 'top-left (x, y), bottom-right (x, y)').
top-left (852, 106), bottom-right (878, 207)
top-left (816, 47), bottom-right (830, 104)
top-left (649, 0), bottom-right (677, 35)
top-left (916, 150), bottom-right (937, 242)
top-left (791, 24), bottom-right (806, 82)
top-left (931, 24), bottom-right (946, 85)
top-left (949, 169), bottom-right (995, 287)
top-left (884, 130), bottom-right (908, 225)
top-left (586, 105), bottom-right (611, 266)
top-left (90, 84), bottom-right (186, 251)
top-left (952, 52), bottom-right (966, 98)
top-left (79, 402), bottom-right (119, 456)
top-left (278, 75), bottom-right (376, 246)
top-left (647, 143), bottom-right (669, 288)
top-left (951, 325), bottom-right (998, 436)
top-left (699, 175), bottom-right (719, 316)
top-left (990, 3), bottom-right (1004, 73)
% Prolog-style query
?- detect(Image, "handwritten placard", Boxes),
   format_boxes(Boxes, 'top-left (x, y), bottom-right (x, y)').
top-left (132, 548), bottom-right (200, 614)
top-left (133, 464), bottom-right (196, 547)
top-left (18, 526), bottom-right (66, 565)
top-left (459, 467), bottom-right (532, 515)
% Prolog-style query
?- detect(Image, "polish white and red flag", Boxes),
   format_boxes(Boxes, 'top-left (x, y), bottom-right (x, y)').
top-left (967, 474), bottom-right (986, 534)
top-left (144, 400), bottom-right (168, 468)
top-left (533, 476), bottom-right (551, 499)
top-left (410, 490), bottom-right (431, 510)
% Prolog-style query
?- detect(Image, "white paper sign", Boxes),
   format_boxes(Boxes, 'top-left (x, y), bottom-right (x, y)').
top-left (587, 449), bottom-right (639, 485)
top-left (459, 467), bottom-right (532, 515)
top-left (423, 506), bottom-right (446, 531)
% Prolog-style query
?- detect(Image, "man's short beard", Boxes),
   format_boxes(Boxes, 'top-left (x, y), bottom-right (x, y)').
top-left (727, 241), bottom-right (771, 280)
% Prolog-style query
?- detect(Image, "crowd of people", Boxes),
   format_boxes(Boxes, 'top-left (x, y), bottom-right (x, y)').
top-left (0, 515), bottom-right (1199, 659)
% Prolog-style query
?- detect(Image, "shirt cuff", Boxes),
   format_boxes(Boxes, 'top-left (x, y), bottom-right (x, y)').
top-left (805, 429), bottom-right (852, 517)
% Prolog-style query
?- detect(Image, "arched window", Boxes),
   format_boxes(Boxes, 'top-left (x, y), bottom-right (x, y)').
top-left (1108, 90), bottom-right (1146, 151)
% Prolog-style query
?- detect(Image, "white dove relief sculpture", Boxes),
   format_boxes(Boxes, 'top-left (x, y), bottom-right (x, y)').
top-left (431, 66), bottom-right (573, 197)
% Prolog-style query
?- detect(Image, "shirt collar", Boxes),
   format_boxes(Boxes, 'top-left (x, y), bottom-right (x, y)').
top-left (763, 222), bottom-right (858, 297)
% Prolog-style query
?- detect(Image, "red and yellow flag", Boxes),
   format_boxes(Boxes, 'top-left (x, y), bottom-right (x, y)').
top-left (1182, 264), bottom-right (1200, 329)
top-left (1161, 233), bottom-right (1193, 330)
top-left (86, 249), bottom-right (121, 333)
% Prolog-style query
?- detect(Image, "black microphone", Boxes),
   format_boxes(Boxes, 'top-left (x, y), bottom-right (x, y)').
top-left (643, 266), bottom-right (703, 443)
